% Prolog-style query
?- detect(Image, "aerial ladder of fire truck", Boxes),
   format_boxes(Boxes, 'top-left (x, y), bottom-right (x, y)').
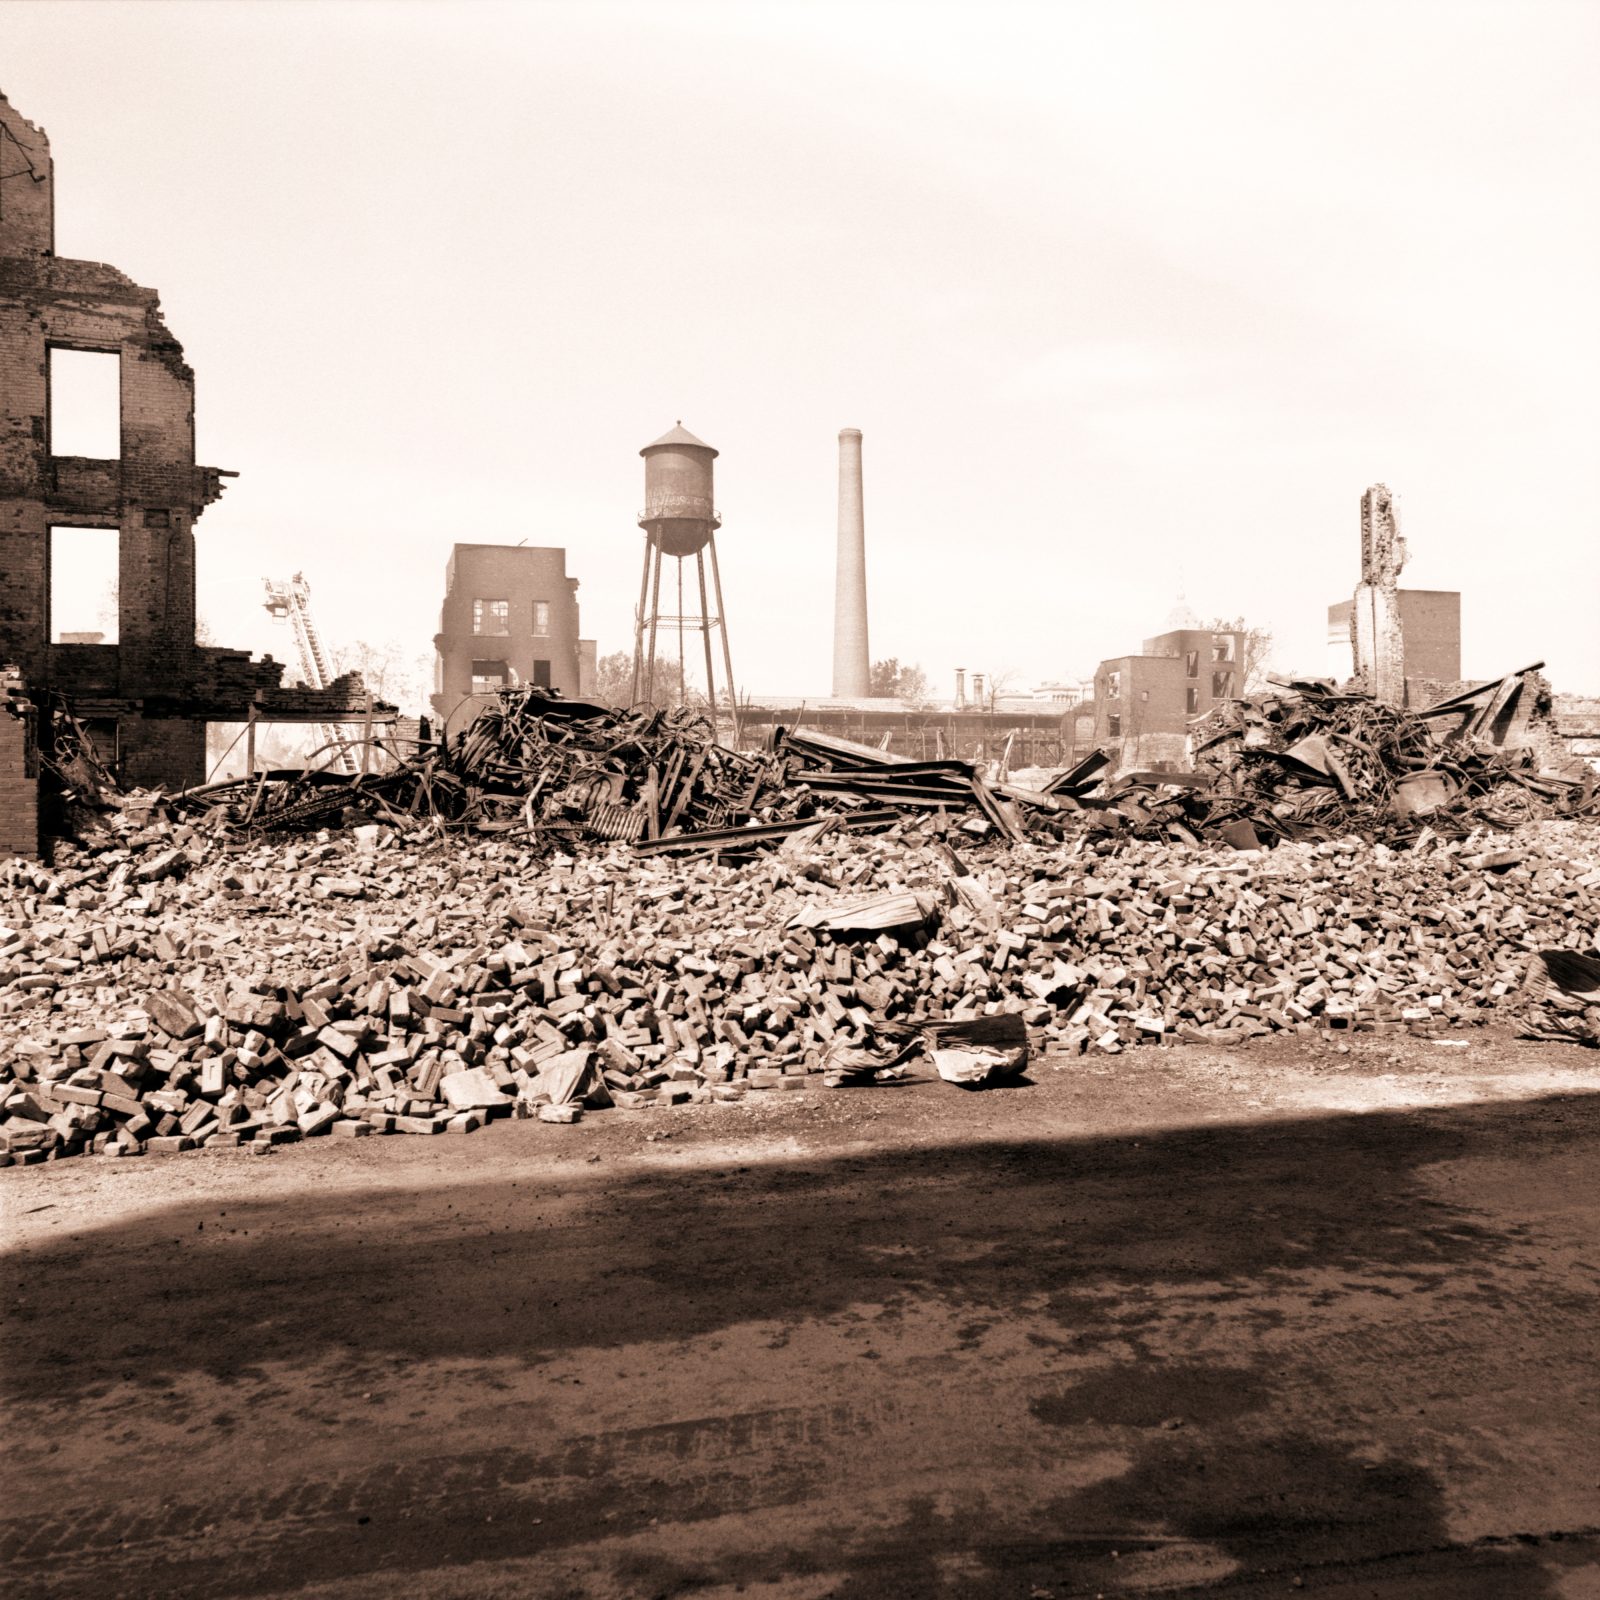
top-left (262, 573), bottom-right (359, 775)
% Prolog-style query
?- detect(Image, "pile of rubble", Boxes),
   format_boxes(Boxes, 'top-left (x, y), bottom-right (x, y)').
top-left (1181, 665), bottom-right (1597, 844)
top-left (3, 794), bottom-right (1597, 1162)
top-left (46, 669), bottom-right (1591, 867)
top-left (147, 694), bottom-right (1112, 852)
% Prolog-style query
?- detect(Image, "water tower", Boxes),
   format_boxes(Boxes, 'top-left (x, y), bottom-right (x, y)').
top-left (631, 422), bottom-right (738, 729)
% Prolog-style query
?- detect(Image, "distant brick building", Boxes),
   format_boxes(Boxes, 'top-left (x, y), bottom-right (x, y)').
top-left (1327, 591), bottom-right (1461, 700)
top-left (430, 543), bottom-right (595, 726)
top-left (1093, 625), bottom-right (1247, 773)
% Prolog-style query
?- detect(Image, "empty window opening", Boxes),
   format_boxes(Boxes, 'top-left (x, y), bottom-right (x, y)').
top-left (1212, 635), bottom-right (1233, 662)
top-left (531, 601), bottom-right (550, 636)
top-left (473, 598), bottom-right (509, 635)
top-left (1212, 671), bottom-right (1233, 699)
top-left (1139, 689), bottom-right (1149, 701)
top-left (49, 348), bottom-right (121, 459)
top-left (1184, 650), bottom-right (1199, 678)
top-left (50, 526), bottom-right (119, 643)
top-left (470, 660), bottom-right (509, 696)
top-left (531, 658), bottom-right (552, 688)
top-left (1106, 713), bottom-right (1122, 737)
top-left (1186, 686), bottom-right (1199, 714)
top-left (1105, 670), bottom-right (1121, 698)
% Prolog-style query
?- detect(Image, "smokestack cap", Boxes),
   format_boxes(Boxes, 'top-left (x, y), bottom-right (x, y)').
top-left (641, 422), bottom-right (718, 457)
top-left (839, 427), bottom-right (862, 438)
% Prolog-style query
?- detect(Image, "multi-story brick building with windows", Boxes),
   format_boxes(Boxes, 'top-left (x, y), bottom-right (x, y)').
top-left (429, 543), bottom-right (596, 727)
top-left (1092, 620), bottom-right (1248, 774)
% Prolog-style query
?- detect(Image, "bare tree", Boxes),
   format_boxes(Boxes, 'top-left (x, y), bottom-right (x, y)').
top-left (977, 668), bottom-right (1019, 713)
top-left (330, 639), bottom-right (433, 716)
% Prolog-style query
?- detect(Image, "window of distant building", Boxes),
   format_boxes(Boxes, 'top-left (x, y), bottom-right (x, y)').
top-left (471, 659), bottom-right (508, 695)
top-left (531, 658), bottom-right (552, 688)
top-left (531, 601), bottom-right (550, 636)
top-left (1106, 713), bottom-right (1122, 737)
top-left (1212, 670), bottom-right (1233, 699)
top-left (1186, 686), bottom-right (1199, 714)
top-left (473, 599), bottom-right (509, 635)
top-left (1139, 689), bottom-right (1149, 701)
top-left (1212, 635), bottom-right (1233, 662)
top-left (1185, 650), bottom-right (1199, 678)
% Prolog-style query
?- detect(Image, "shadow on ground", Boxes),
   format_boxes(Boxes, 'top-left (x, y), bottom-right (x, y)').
top-left (3, 1089), bottom-right (1596, 1597)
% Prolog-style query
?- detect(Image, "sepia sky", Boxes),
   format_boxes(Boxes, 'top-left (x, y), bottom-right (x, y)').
top-left (9, 0), bottom-right (1599, 700)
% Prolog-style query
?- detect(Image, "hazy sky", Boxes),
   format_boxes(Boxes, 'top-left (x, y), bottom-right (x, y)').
top-left (10, 0), bottom-right (1599, 698)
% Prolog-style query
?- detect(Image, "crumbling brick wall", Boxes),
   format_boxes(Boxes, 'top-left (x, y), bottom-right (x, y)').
top-left (1, 92), bottom-right (394, 810)
top-left (0, 91), bottom-right (229, 790)
top-left (0, 666), bottom-right (39, 856)
top-left (1351, 484), bottom-right (1408, 705)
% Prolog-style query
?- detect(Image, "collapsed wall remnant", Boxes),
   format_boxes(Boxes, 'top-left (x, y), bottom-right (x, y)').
top-left (0, 90), bottom-right (390, 852)
top-left (1350, 483), bottom-right (1408, 705)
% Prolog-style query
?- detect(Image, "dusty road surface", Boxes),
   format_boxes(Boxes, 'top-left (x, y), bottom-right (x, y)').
top-left (4, 1033), bottom-right (1600, 1599)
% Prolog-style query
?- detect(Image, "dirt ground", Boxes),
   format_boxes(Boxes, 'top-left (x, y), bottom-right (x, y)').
top-left (3, 1030), bottom-right (1599, 1599)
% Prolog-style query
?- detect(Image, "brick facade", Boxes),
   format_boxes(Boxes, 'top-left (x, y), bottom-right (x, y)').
top-left (1, 91), bottom-right (385, 852)
top-left (1327, 590), bottom-right (1461, 704)
top-left (430, 544), bottom-right (592, 727)
top-left (1094, 626), bottom-right (1248, 773)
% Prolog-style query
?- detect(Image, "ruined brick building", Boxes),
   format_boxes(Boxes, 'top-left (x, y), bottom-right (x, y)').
top-left (1, 90), bottom-right (382, 851)
top-left (1326, 486), bottom-right (1462, 704)
top-left (429, 542), bottom-right (595, 728)
top-left (1093, 611), bottom-right (1249, 774)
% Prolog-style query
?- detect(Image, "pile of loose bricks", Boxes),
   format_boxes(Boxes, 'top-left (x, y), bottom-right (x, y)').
top-left (2, 807), bottom-right (1597, 1164)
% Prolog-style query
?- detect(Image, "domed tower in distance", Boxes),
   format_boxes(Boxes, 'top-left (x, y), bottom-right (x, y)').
top-left (631, 424), bottom-right (738, 731)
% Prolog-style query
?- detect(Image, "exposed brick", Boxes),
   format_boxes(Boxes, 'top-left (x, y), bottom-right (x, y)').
top-left (429, 544), bottom-right (584, 726)
top-left (2, 90), bottom-right (391, 800)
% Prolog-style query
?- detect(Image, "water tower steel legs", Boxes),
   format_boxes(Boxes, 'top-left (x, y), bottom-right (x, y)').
top-left (644, 540), bottom-right (664, 705)
top-left (696, 549), bottom-right (718, 725)
top-left (676, 559), bottom-right (686, 711)
top-left (629, 530), bottom-right (739, 736)
top-left (709, 537), bottom-right (740, 740)
top-left (631, 532), bottom-right (653, 705)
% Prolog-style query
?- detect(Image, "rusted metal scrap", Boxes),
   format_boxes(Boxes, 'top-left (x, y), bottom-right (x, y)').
top-left (172, 692), bottom-right (794, 846)
top-left (1168, 665), bottom-right (1597, 846)
top-left (119, 664), bottom-right (1596, 858)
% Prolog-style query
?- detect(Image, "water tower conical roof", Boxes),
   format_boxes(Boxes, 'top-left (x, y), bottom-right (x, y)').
top-left (641, 422), bottom-right (717, 457)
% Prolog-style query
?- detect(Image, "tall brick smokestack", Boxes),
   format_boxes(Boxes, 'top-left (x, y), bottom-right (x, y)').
top-left (832, 427), bottom-right (870, 697)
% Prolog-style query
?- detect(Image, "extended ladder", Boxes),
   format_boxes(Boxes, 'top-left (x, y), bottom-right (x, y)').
top-left (262, 574), bottom-right (358, 775)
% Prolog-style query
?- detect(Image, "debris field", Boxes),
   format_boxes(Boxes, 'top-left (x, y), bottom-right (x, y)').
top-left (3, 814), bottom-right (1597, 1167)
top-left (4, 670), bottom-right (1598, 1165)
top-left (98, 665), bottom-right (1595, 851)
